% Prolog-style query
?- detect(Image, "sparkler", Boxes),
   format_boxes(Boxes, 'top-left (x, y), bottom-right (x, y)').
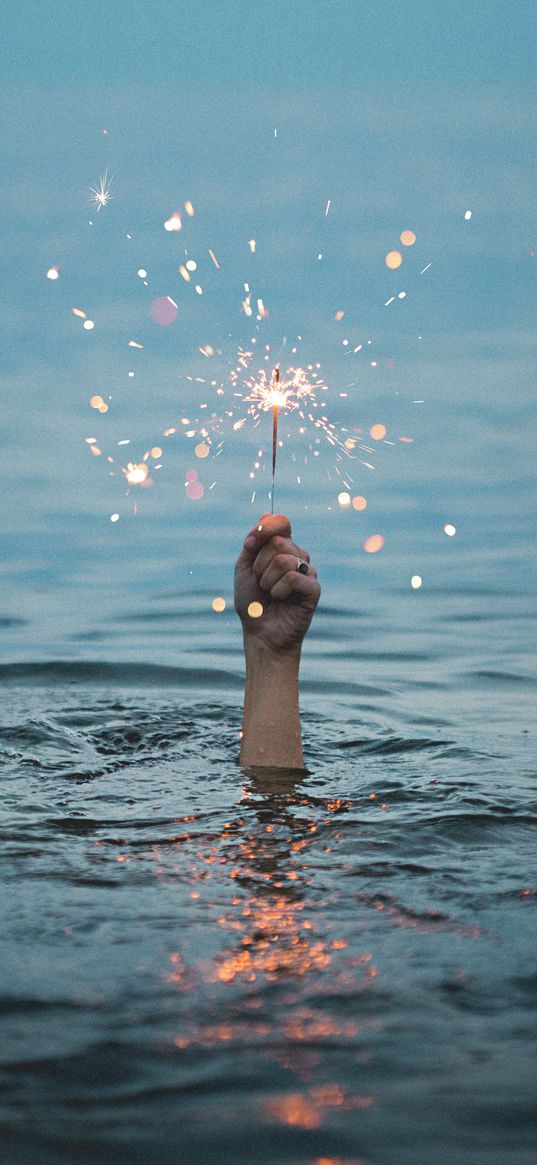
top-left (75, 172), bottom-right (416, 514)
top-left (89, 169), bottom-right (112, 212)
top-left (271, 367), bottom-right (280, 514)
top-left (244, 364), bottom-right (329, 512)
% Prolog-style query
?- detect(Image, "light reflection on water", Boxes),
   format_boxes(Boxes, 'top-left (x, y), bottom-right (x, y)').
top-left (0, 600), bottom-right (536, 1165)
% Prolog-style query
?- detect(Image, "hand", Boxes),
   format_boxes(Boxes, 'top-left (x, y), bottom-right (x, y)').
top-left (234, 513), bottom-right (321, 656)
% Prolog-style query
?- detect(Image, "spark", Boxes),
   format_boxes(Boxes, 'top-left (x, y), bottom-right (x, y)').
top-left (89, 169), bottom-right (112, 213)
top-left (123, 462), bottom-right (149, 485)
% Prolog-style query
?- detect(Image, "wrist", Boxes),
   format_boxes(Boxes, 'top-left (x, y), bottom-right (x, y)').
top-left (243, 631), bottom-right (302, 670)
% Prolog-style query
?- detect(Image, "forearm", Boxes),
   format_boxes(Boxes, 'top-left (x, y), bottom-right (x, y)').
top-left (240, 636), bottom-right (304, 769)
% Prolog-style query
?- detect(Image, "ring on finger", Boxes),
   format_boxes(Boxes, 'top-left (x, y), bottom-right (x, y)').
top-left (296, 558), bottom-right (309, 575)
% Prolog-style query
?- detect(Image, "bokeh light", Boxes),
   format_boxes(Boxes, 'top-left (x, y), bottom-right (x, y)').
top-left (370, 423), bottom-right (387, 440)
top-left (212, 597), bottom-right (226, 613)
top-left (186, 480), bottom-right (204, 500)
top-left (411, 575), bottom-right (423, 589)
top-left (385, 250), bottom-right (402, 270)
top-left (352, 496), bottom-right (367, 511)
top-left (338, 491), bottom-right (351, 507)
top-left (247, 601), bottom-right (263, 618)
top-left (363, 534), bottom-right (384, 554)
top-left (400, 230), bottom-right (416, 246)
top-left (150, 296), bottom-right (178, 325)
top-left (444, 523), bottom-right (457, 536)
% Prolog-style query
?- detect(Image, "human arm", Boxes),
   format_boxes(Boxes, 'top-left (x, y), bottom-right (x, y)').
top-left (234, 513), bottom-right (321, 768)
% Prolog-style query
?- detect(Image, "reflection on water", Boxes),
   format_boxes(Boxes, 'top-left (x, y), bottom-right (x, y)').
top-left (164, 767), bottom-right (376, 1122)
top-left (0, 600), bottom-right (536, 1164)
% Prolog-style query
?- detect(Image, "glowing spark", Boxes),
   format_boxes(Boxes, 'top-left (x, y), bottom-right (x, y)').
top-left (411, 575), bottom-right (423, 589)
top-left (244, 365), bottom-right (330, 513)
top-left (89, 169), bottom-right (112, 212)
top-left (164, 211), bottom-right (182, 231)
top-left (124, 462), bottom-right (149, 485)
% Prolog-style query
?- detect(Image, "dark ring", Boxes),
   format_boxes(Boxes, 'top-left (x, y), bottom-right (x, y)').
top-left (297, 561), bottom-right (309, 575)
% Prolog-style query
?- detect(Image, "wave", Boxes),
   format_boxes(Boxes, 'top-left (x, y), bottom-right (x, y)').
top-left (0, 660), bottom-right (243, 688)
top-left (333, 735), bottom-right (455, 755)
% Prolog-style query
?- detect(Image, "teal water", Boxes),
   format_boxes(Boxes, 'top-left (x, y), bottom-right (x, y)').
top-left (1, 55), bottom-right (537, 1164)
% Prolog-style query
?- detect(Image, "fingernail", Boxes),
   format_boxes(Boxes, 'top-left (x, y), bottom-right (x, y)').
top-left (244, 534), bottom-right (257, 549)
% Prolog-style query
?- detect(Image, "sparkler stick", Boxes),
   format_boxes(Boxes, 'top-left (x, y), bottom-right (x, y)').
top-left (271, 367), bottom-right (279, 514)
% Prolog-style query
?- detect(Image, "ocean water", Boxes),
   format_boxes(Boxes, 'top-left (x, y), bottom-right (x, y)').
top-left (2, 75), bottom-right (537, 1165)
top-left (1, 537), bottom-right (536, 1165)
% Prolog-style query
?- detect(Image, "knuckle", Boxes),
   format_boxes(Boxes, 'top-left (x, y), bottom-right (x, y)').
top-left (274, 552), bottom-right (290, 570)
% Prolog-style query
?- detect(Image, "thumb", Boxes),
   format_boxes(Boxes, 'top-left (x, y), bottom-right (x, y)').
top-left (240, 513), bottom-right (272, 558)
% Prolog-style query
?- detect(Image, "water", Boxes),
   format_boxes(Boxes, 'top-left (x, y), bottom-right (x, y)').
top-left (2, 62), bottom-right (537, 1165)
top-left (1, 571), bottom-right (536, 1165)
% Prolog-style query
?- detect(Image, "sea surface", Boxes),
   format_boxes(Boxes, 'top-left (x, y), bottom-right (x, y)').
top-left (2, 72), bottom-right (537, 1165)
top-left (1, 534), bottom-right (536, 1165)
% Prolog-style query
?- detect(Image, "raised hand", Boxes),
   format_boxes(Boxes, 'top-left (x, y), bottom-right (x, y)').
top-left (234, 513), bottom-right (321, 657)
